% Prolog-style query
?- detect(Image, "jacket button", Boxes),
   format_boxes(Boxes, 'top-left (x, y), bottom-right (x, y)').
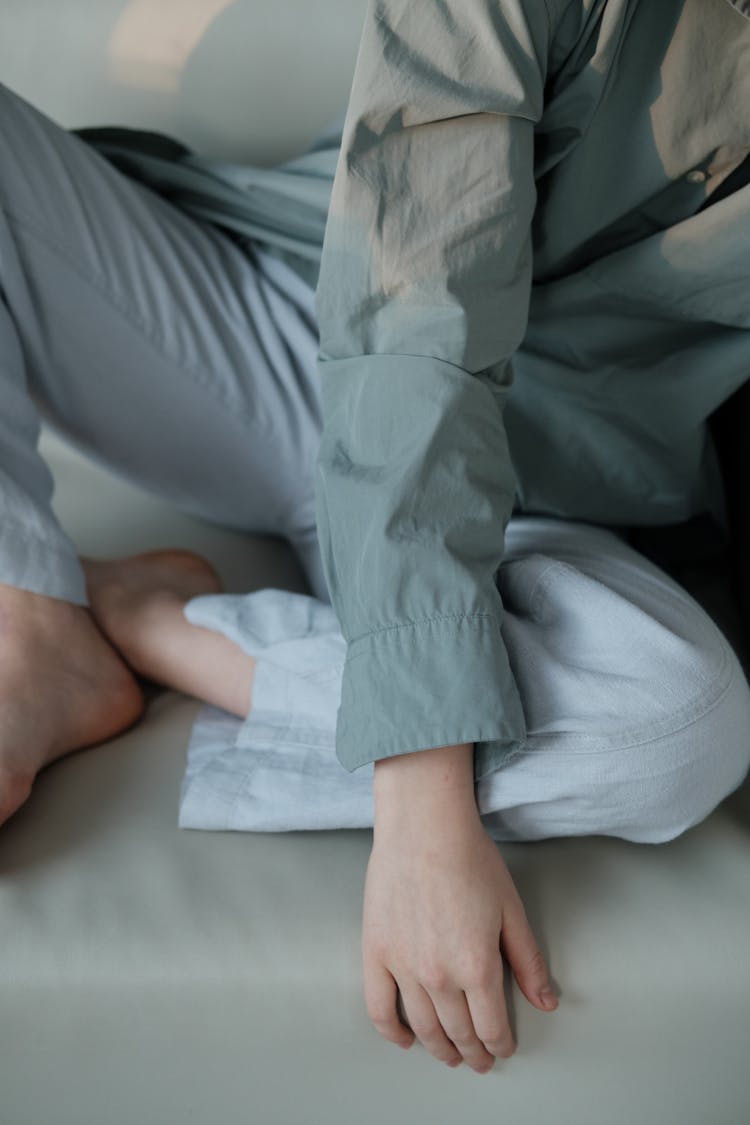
top-left (686, 169), bottom-right (707, 183)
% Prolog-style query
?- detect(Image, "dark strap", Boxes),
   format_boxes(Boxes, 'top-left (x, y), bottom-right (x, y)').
top-left (697, 149), bottom-right (750, 212)
top-left (73, 126), bottom-right (193, 162)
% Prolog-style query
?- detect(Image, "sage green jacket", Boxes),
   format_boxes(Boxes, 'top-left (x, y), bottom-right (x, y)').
top-left (78, 0), bottom-right (750, 782)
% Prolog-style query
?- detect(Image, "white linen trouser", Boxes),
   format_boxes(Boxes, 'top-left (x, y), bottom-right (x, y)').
top-left (1, 82), bottom-right (749, 843)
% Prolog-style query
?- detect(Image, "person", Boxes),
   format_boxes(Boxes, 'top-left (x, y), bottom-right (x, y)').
top-left (2, 0), bottom-right (750, 1077)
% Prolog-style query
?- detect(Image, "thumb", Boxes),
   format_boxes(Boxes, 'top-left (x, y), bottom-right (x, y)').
top-left (500, 904), bottom-right (559, 1013)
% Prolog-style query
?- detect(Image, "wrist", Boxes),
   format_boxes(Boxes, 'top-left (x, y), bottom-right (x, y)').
top-left (373, 743), bottom-right (478, 826)
top-left (373, 742), bottom-right (474, 787)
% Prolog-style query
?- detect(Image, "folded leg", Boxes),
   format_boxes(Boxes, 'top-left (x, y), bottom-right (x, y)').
top-left (177, 515), bottom-right (750, 838)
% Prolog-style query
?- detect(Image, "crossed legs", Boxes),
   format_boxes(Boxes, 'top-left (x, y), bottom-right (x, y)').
top-left (0, 80), bottom-right (324, 823)
top-left (1, 78), bottom-right (749, 842)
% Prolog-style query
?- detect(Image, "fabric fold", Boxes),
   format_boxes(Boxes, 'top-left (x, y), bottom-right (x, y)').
top-left (179, 589), bottom-right (375, 832)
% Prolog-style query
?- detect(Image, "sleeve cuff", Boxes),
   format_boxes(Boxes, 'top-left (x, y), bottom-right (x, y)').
top-left (334, 611), bottom-right (527, 784)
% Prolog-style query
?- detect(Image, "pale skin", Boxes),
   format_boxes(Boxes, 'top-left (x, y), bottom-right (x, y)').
top-left (0, 549), bottom-right (558, 1072)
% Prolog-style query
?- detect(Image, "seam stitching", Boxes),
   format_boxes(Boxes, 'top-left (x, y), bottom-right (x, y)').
top-left (345, 610), bottom-right (498, 650)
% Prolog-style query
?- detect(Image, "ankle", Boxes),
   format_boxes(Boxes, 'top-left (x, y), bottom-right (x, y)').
top-left (0, 580), bottom-right (83, 623)
top-left (0, 581), bottom-right (147, 828)
top-left (0, 584), bottom-right (88, 669)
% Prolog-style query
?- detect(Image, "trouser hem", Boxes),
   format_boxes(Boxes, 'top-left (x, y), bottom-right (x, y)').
top-left (0, 526), bottom-right (87, 605)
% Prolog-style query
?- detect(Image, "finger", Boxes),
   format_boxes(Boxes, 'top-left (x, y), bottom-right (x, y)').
top-left (363, 959), bottom-right (415, 1050)
top-left (463, 957), bottom-right (517, 1061)
top-left (398, 982), bottom-right (464, 1068)
top-left (501, 903), bottom-right (558, 1012)
top-left (429, 987), bottom-right (496, 1073)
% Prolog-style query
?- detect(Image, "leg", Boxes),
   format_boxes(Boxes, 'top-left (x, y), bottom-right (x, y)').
top-left (481, 517), bottom-right (750, 843)
top-left (161, 516), bottom-right (750, 837)
top-left (82, 549), bottom-right (257, 720)
top-left (0, 81), bottom-right (326, 597)
top-left (0, 81), bottom-right (325, 825)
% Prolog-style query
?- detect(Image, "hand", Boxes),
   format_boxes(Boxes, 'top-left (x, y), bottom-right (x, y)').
top-left (362, 745), bottom-right (558, 1073)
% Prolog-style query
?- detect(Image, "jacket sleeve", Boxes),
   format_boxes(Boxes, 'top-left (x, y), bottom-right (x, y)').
top-left (313, 0), bottom-right (551, 783)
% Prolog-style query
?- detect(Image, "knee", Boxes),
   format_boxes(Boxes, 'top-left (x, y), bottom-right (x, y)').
top-left (0, 81), bottom-right (23, 135)
top-left (0, 83), bottom-right (34, 198)
top-left (487, 561), bottom-right (750, 845)
top-left (0, 84), bottom-right (13, 169)
top-left (0, 83), bottom-right (58, 198)
top-left (615, 638), bottom-right (750, 844)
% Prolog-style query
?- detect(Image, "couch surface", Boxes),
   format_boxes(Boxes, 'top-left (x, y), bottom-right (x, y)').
top-left (2, 4), bottom-right (750, 1123)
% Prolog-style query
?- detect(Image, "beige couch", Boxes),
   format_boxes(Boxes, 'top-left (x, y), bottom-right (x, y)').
top-left (2, 4), bottom-right (749, 1122)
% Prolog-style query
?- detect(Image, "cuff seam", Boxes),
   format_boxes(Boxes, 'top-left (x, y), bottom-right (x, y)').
top-left (338, 733), bottom-right (528, 777)
top-left (346, 611), bottom-right (498, 650)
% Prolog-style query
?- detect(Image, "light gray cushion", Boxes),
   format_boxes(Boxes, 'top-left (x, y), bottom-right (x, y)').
top-left (1, 428), bottom-right (749, 1125)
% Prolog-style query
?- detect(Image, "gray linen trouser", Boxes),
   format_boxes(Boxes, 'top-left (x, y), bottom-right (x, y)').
top-left (2, 81), bottom-right (749, 842)
top-left (0, 80), bottom-right (327, 606)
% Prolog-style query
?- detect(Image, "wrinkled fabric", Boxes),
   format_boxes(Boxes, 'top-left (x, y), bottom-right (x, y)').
top-left (73, 109), bottom-right (346, 293)
top-left (79, 0), bottom-right (750, 782)
top-left (179, 517), bottom-right (750, 839)
top-left (312, 0), bottom-right (750, 780)
top-left (0, 81), bottom-right (327, 605)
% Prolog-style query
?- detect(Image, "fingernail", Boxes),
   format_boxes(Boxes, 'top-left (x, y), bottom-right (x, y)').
top-left (540, 986), bottom-right (559, 1009)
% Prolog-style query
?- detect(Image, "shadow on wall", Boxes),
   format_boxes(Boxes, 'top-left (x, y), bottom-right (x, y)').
top-left (107, 0), bottom-right (238, 94)
top-left (98, 0), bottom-right (364, 163)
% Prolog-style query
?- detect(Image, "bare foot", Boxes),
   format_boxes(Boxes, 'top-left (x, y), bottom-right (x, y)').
top-left (82, 548), bottom-right (223, 667)
top-left (0, 583), bottom-right (145, 828)
top-left (82, 549), bottom-right (254, 719)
